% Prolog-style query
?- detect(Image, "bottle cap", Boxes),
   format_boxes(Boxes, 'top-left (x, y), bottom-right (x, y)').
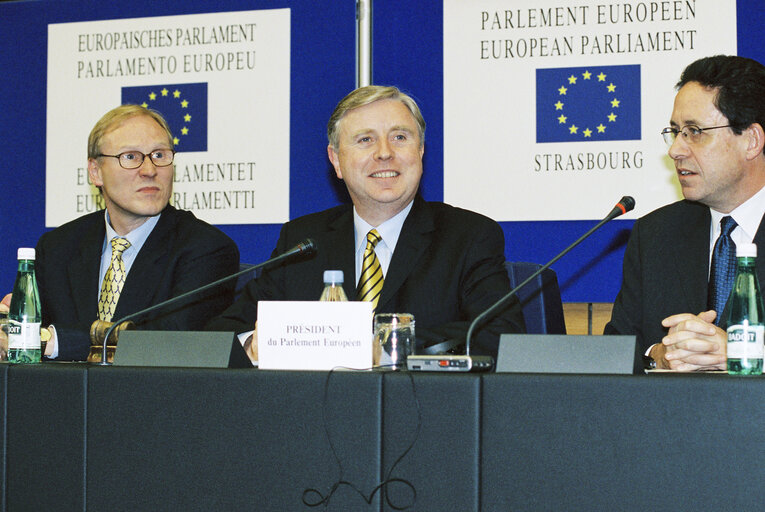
top-left (737, 243), bottom-right (757, 258)
top-left (323, 270), bottom-right (344, 284)
top-left (17, 248), bottom-right (35, 260)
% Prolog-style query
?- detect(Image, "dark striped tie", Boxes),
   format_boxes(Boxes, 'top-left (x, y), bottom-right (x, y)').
top-left (707, 215), bottom-right (737, 324)
top-left (358, 229), bottom-right (384, 311)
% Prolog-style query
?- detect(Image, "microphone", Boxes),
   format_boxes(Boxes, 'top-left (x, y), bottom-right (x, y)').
top-left (407, 196), bottom-right (635, 372)
top-left (605, 195), bottom-right (635, 221)
top-left (97, 238), bottom-right (317, 365)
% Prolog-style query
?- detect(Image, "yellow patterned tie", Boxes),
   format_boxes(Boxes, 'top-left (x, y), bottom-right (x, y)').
top-left (98, 237), bottom-right (131, 321)
top-left (358, 229), bottom-right (384, 311)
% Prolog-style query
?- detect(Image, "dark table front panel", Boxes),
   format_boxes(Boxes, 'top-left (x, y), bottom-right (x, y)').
top-left (382, 372), bottom-right (481, 512)
top-left (0, 365), bottom-right (5, 511)
top-left (86, 367), bottom-right (383, 511)
top-left (6, 364), bottom-right (87, 512)
top-left (481, 373), bottom-right (765, 512)
top-left (3, 366), bottom-right (765, 512)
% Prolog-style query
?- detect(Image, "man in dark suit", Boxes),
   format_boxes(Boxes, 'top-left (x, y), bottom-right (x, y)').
top-left (605, 55), bottom-right (765, 370)
top-left (207, 85), bottom-right (524, 360)
top-left (3, 105), bottom-right (239, 361)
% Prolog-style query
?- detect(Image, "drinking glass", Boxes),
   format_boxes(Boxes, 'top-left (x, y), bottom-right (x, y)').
top-left (373, 313), bottom-right (415, 370)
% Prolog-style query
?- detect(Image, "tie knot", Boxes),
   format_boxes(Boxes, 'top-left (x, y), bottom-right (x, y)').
top-left (720, 216), bottom-right (737, 237)
top-left (110, 237), bottom-right (131, 255)
top-left (366, 229), bottom-right (381, 248)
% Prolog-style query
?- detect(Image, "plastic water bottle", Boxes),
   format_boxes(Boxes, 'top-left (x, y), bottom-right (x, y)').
top-left (7, 248), bottom-right (42, 364)
top-left (726, 243), bottom-right (764, 375)
top-left (319, 270), bottom-right (348, 302)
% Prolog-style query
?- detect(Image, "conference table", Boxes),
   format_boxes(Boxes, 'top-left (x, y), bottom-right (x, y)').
top-left (2, 363), bottom-right (763, 511)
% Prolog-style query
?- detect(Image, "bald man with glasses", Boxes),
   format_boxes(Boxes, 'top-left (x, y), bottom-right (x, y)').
top-left (1, 105), bottom-right (239, 360)
top-left (605, 55), bottom-right (765, 371)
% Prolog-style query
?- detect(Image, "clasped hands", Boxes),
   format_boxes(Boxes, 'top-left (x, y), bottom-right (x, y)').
top-left (650, 310), bottom-right (726, 371)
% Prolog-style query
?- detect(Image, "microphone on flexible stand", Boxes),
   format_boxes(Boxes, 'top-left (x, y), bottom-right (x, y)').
top-left (96, 238), bottom-right (317, 365)
top-left (407, 196), bottom-right (636, 372)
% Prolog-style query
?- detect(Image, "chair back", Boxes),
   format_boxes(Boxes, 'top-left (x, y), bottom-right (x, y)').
top-left (504, 261), bottom-right (566, 334)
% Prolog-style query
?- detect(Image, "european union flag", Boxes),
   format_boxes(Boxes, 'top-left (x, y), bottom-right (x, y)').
top-left (536, 65), bottom-right (640, 143)
top-left (121, 82), bottom-right (208, 151)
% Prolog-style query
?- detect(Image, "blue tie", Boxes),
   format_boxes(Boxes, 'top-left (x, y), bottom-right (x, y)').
top-left (707, 216), bottom-right (738, 324)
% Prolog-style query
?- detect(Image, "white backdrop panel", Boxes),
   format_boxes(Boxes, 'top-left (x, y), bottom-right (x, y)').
top-left (444, 0), bottom-right (736, 220)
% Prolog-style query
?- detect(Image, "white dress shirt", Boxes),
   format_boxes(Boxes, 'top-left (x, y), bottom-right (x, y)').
top-left (708, 184), bottom-right (765, 271)
top-left (352, 200), bottom-right (413, 286)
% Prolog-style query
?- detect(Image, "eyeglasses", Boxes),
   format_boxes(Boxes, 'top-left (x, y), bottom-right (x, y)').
top-left (660, 124), bottom-right (731, 147)
top-left (98, 149), bottom-right (175, 169)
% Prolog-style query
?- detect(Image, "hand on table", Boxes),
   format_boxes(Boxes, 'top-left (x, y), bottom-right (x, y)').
top-left (657, 310), bottom-right (726, 371)
top-left (243, 323), bottom-right (258, 363)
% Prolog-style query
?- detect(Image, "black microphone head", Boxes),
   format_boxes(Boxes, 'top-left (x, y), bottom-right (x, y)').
top-left (608, 196), bottom-right (636, 219)
top-left (619, 196), bottom-right (636, 213)
top-left (296, 238), bottom-right (317, 255)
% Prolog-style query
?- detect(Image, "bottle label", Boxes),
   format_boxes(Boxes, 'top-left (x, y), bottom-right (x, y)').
top-left (7, 320), bottom-right (42, 350)
top-left (727, 323), bottom-right (765, 359)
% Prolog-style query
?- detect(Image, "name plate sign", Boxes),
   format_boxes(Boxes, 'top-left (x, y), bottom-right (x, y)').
top-left (257, 301), bottom-right (373, 370)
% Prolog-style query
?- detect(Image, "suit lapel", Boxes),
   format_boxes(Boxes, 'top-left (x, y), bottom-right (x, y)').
top-left (678, 204), bottom-right (711, 314)
top-left (378, 197), bottom-right (433, 310)
top-left (69, 215), bottom-right (106, 320)
top-left (326, 208), bottom-right (357, 299)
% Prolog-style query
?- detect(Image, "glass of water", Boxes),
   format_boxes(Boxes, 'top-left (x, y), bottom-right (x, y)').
top-left (373, 313), bottom-right (415, 370)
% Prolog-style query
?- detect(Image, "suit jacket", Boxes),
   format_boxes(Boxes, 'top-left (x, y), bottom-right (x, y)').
top-left (206, 196), bottom-right (525, 357)
top-left (36, 205), bottom-right (240, 360)
top-left (605, 199), bottom-right (765, 354)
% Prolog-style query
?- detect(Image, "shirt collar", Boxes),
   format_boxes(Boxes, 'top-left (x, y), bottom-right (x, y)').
top-left (710, 184), bottom-right (765, 242)
top-left (103, 209), bottom-right (162, 255)
top-left (353, 200), bottom-right (414, 253)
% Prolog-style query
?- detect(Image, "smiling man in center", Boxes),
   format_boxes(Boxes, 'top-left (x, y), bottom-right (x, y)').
top-left (207, 85), bottom-right (525, 360)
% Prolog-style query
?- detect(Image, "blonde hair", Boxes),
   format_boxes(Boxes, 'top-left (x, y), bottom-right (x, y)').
top-left (327, 85), bottom-right (425, 150)
top-left (88, 104), bottom-right (173, 158)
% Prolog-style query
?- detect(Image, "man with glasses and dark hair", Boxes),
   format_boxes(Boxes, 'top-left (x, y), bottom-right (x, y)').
top-left (1, 104), bottom-right (239, 360)
top-left (605, 55), bottom-right (765, 370)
